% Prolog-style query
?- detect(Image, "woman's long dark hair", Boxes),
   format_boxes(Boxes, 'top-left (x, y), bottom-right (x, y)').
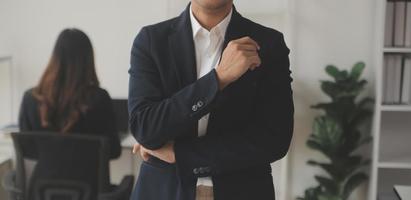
top-left (33, 28), bottom-right (99, 133)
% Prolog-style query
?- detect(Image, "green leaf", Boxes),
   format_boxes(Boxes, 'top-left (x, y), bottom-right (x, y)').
top-left (307, 160), bottom-right (330, 167)
top-left (349, 108), bottom-right (372, 128)
top-left (319, 194), bottom-right (343, 200)
top-left (319, 194), bottom-right (342, 200)
top-left (350, 62), bottom-right (365, 80)
top-left (299, 186), bottom-right (323, 200)
top-left (312, 116), bottom-right (343, 152)
top-left (306, 139), bottom-right (322, 151)
top-left (343, 172), bottom-right (368, 199)
top-left (307, 160), bottom-right (319, 166)
top-left (321, 81), bottom-right (340, 99)
top-left (342, 130), bottom-right (362, 154)
top-left (326, 65), bottom-right (340, 79)
top-left (311, 103), bottom-right (331, 110)
top-left (316, 163), bottom-right (344, 181)
top-left (307, 139), bottom-right (330, 157)
top-left (340, 70), bottom-right (349, 79)
top-left (355, 80), bottom-right (368, 92)
top-left (315, 176), bottom-right (338, 194)
top-left (329, 155), bottom-right (370, 180)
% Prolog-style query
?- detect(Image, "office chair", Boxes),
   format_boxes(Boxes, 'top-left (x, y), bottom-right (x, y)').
top-left (112, 99), bottom-right (130, 139)
top-left (2, 132), bottom-right (134, 200)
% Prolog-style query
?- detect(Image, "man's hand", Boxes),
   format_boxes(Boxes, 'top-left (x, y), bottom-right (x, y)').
top-left (132, 143), bottom-right (151, 161)
top-left (216, 36), bottom-right (261, 89)
top-left (132, 141), bottom-right (176, 164)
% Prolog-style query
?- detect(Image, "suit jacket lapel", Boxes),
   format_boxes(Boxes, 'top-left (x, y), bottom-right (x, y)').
top-left (168, 5), bottom-right (197, 88)
top-left (211, 7), bottom-right (248, 108)
top-left (221, 6), bottom-right (248, 55)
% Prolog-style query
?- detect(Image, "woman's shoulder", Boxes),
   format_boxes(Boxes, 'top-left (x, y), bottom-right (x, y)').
top-left (22, 88), bottom-right (37, 103)
top-left (20, 88), bottom-right (41, 114)
top-left (87, 86), bottom-right (112, 106)
top-left (89, 86), bottom-right (111, 99)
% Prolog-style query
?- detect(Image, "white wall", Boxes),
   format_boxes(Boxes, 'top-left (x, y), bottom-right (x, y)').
top-left (287, 0), bottom-right (376, 199)
top-left (0, 0), bottom-right (378, 199)
top-left (0, 58), bottom-right (13, 127)
top-left (0, 2), bottom-right (14, 126)
top-left (0, 0), bottom-right (171, 121)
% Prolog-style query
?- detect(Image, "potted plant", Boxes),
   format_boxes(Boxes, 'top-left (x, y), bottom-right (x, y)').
top-left (297, 62), bottom-right (373, 200)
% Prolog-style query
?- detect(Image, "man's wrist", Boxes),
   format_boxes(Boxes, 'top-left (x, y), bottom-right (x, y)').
top-left (169, 141), bottom-right (176, 163)
top-left (215, 67), bottom-right (229, 90)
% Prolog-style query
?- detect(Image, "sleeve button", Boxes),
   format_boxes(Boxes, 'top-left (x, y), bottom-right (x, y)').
top-left (192, 105), bottom-right (198, 112)
top-left (204, 167), bottom-right (211, 173)
top-left (193, 168), bottom-right (199, 174)
top-left (197, 101), bottom-right (204, 107)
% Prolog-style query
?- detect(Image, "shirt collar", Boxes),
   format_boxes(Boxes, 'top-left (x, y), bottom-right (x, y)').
top-left (190, 5), bottom-right (233, 39)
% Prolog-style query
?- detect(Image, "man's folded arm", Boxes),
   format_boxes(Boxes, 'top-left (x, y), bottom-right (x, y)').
top-left (128, 27), bottom-right (220, 150)
top-left (174, 34), bottom-right (294, 180)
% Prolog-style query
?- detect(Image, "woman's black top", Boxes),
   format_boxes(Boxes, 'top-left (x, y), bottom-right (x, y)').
top-left (18, 87), bottom-right (121, 159)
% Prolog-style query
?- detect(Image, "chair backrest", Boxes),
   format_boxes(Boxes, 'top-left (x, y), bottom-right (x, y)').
top-left (11, 132), bottom-right (111, 200)
top-left (112, 99), bottom-right (129, 137)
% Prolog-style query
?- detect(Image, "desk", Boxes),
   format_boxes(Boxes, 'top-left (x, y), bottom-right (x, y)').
top-left (0, 133), bottom-right (13, 200)
top-left (0, 133), bottom-right (14, 165)
top-left (0, 156), bottom-right (12, 199)
top-left (0, 132), bottom-right (13, 155)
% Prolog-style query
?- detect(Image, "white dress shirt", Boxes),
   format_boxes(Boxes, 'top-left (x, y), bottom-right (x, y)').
top-left (190, 6), bottom-right (233, 187)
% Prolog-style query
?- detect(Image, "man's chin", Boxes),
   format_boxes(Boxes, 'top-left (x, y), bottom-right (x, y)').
top-left (195, 0), bottom-right (231, 11)
top-left (204, 3), bottom-right (227, 10)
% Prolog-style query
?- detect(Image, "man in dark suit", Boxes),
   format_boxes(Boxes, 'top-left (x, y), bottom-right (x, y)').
top-left (128, 0), bottom-right (293, 199)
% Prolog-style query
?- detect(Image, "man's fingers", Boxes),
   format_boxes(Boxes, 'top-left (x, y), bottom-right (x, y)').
top-left (133, 144), bottom-right (151, 161)
top-left (248, 55), bottom-right (261, 69)
top-left (146, 149), bottom-right (157, 159)
top-left (235, 36), bottom-right (257, 45)
top-left (140, 149), bottom-right (150, 161)
top-left (132, 143), bottom-right (140, 154)
top-left (240, 50), bottom-right (258, 57)
top-left (238, 44), bottom-right (258, 52)
top-left (234, 37), bottom-right (260, 50)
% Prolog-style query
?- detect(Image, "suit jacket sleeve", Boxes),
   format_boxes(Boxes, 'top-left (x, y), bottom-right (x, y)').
top-left (174, 33), bottom-right (294, 180)
top-left (128, 27), bottom-right (220, 150)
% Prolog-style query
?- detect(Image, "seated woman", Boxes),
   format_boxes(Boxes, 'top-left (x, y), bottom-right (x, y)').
top-left (18, 28), bottom-right (121, 159)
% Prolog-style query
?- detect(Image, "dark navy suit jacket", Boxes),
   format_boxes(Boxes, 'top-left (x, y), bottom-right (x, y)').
top-left (128, 4), bottom-right (294, 200)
